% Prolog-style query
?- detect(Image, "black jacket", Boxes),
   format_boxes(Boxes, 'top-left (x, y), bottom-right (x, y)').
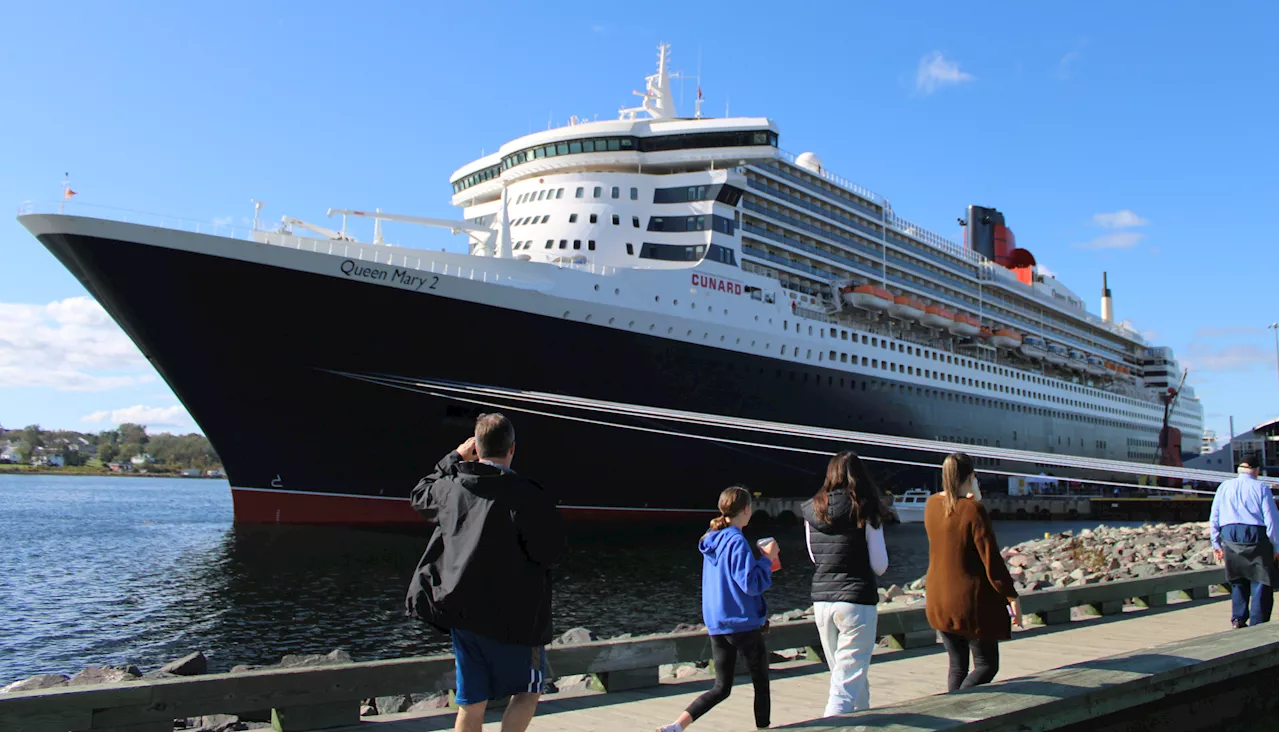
top-left (405, 451), bottom-right (567, 646)
top-left (802, 490), bottom-right (879, 606)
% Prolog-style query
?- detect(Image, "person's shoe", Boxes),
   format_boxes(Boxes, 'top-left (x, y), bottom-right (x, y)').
top-left (1232, 618), bottom-right (1248, 629)
top-left (541, 679), bottom-right (559, 694)
top-left (656, 724), bottom-right (683, 732)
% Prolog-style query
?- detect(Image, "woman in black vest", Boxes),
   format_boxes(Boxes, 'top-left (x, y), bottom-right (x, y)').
top-left (802, 450), bottom-right (889, 716)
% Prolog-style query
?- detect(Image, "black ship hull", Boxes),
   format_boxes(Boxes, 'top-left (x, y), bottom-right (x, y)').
top-left (28, 217), bottom-right (1177, 524)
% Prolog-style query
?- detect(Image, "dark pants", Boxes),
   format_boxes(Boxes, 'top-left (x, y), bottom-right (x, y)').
top-left (686, 629), bottom-right (770, 728)
top-left (1222, 523), bottom-right (1276, 627)
top-left (1230, 579), bottom-right (1273, 626)
top-left (939, 632), bottom-right (1000, 691)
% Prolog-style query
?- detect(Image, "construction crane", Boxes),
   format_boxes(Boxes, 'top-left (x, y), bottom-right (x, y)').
top-left (1153, 368), bottom-right (1190, 488)
top-left (281, 216), bottom-right (355, 241)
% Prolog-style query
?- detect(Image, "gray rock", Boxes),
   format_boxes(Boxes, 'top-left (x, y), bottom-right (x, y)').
top-left (376, 694), bottom-right (410, 714)
top-left (1069, 568), bottom-right (1086, 581)
top-left (909, 577), bottom-right (926, 591)
top-left (884, 584), bottom-right (905, 600)
top-left (1, 674), bottom-right (69, 693)
top-left (159, 651), bottom-right (208, 677)
top-left (405, 692), bottom-right (451, 712)
top-left (553, 627), bottom-right (596, 646)
top-left (69, 665), bottom-right (142, 686)
top-left (278, 649), bottom-right (352, 668)
top-left (188, 714), bottom-right (247, 732)
top-left (229, 664), bottom-right (264, 674)
top-left (1008, 554), bottom-right (1030, 568)
top-left (1132, 563), bottom-right (1161, 579)
top-left (676, 664), bottom-right (702, 679)
top-left (360, 703), bottom-right (377, 717)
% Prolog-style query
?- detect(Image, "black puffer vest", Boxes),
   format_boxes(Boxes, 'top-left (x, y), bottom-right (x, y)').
top-left (802, 490), bottom-right (878, 606)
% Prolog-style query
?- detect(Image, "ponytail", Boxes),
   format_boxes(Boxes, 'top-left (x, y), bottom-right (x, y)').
top-left (942, 452), bottom-right (975, 516)
top-left (708, 485), bottom-right (752, 532)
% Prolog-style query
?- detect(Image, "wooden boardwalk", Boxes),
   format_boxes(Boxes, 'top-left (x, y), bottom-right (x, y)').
top-left (348, 594), bottom-right (1238, 731)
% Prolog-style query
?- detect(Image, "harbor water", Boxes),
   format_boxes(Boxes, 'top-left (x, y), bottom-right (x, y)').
top-left (0, 475), bottom-right (1145, 684)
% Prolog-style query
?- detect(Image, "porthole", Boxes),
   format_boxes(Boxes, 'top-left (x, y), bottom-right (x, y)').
top-left (691, 303), bottom-right (697, 309)
top-left (720, 335), bottom-right (725, 342)
top-left (654, 295), bottom-right (660, 302)
top-left (614, 288), bottom-right (620, 295)
top-left (628, 320), bottom-right (635, 327)
top-left (593, 284), bottom-right (600, 291)
top-left (668, 327), bottom-right (674, 334)
top-left (585, 314), bottom-right (592, 322)
top-left (563, 311), bottom-right (570, 318)
top-left (674, 300), bottom-right (679, 306)
top-left (608, 317), bottom-right (615, 325)
top-left (649, 324), bottom-right (655, 331)
top-left (687, 330), bottom-right (693, 337)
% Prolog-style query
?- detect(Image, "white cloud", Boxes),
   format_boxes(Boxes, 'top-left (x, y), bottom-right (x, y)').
top-left (915, 52), bottom-right (974, 95)
top-left (81, 404), bottom-right (192, 427)
top-left (1074, 231), bottom-right (1145, 250)
top-left (1182, 343), bottom-right (1276, 373)
top-left (1141, 329), bottom-right (1160, 343)
top-left (1056, 50), bottom-right (1081, 80)
top-left (1092, 210), bottom-right (1149, 228)
top-left (1036, 263), bottom-right (1057, 278)
top-left (0, 297), bottom-right (153, 391)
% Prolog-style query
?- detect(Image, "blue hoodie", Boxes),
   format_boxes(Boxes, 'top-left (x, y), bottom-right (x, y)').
top-left (699, 526), bottom-right (773, 635)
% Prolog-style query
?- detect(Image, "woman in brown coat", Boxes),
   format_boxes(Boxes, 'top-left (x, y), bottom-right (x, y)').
top-left (924, 452), bottom-right (1022, 691)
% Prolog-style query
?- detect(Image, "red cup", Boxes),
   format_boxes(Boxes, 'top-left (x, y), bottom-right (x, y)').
top-left (758, 537), bottom-right (781, 571)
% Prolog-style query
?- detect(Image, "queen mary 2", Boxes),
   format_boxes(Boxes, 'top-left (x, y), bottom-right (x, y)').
top-left (19, 45), bottom-right (1203, 525)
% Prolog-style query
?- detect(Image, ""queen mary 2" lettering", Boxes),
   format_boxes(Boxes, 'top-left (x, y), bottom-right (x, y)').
top-left (692, 272), bottom-right (743, 295)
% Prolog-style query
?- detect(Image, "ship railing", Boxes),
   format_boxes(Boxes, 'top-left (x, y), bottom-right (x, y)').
top-left (885, 211), bottom-right (982, 265)
top-left (17, 200), bottom-right (263, 242)
top-left (775, 149), bottom-right (887, 205)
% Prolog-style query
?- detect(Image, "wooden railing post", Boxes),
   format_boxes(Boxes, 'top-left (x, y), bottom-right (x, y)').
top-left (1133, 592), bottom-right (1169, 609)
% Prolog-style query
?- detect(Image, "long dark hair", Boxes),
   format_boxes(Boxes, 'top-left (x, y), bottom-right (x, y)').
top-left (812, 450), bottom-right (883, 529)
top-left (942, 452), bottom-right (975, 516)
top-left (709, 485), bottom-right (752, 532)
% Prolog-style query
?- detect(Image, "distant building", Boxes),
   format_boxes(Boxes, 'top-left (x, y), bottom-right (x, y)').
top-left (1185, 418), bottom-right (1279, 478)
top-left (0, 442), bottom-right (21, 463)
top-left (130, 453), bottom-right (155, 466)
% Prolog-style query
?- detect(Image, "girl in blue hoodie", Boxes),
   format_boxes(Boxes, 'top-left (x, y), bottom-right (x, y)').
top-left (657, 485), bottom-right (777, 731)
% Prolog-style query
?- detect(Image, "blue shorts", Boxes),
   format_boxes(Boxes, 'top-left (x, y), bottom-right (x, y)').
top-left (451, 629), bottom-right (548, 706)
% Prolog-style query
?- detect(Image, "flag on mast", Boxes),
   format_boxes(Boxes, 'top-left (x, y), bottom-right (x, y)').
top-left (62, 172), bottom-right (76, 199)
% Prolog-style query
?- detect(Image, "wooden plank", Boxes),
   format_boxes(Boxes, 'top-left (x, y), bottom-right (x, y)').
top-left (270, 701), bottom-right (360, 731)
top-left (772, 624), bottom-right (1277, 730)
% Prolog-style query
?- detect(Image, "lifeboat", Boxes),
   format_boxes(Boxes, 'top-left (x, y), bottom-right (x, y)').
top-left (1020, 335), bottom-right (1047, 360)
top-left (921, 305), bottom-right (955, 329)
top-left (889, 295), bottom-right (926, 321)
top-left (1044, 343), bottom-right (1068, 366)
top-left (991, 329), bottom-right (1022, 349)
top-left (1085, 355), bottom-right (1107, 377)
top-left (844, 284), bottom-right (893, 311)
top-left (1066, 348), bottom-right (1087, 372)
top-left (978, 326), bottom-right (993, 340)
top-left (949, 312), bottom-right (981, 337)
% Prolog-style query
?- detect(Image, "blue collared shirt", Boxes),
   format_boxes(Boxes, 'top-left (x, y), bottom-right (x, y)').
top-left (1209, 472), bottom-right (1279, 550)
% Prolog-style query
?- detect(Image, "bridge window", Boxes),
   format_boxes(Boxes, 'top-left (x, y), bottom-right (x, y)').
top-left (569, 214), bottom-right (578, 223)
top-left (590, 214), bottom-right (598, 224)
top-left (593, 187), bottom-right (602, 198)
top-left (639, 242), bottom-right (707, 261)
top-left (612, 214), bottom-right (620, 225)
top-left (588, 240), bottom-right (596, 251)
top-left (545, 240), bottom-right (553, 248)
top-left (573, 240), bottom-right (581, 250)
top-left (558, 240), bottom-right (567, 249)
top-left (631, 187), bottom-right (639, 200)
top-left (633, 216), bottom-right (640, 228)
top-left (626, 243), bottom-right (634, 255)
top-left (611, 186), bottom-right (620, 199)
top-left (575, 187), bottom-right (584, 198)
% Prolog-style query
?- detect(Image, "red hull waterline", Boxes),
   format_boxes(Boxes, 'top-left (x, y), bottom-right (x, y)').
top-left (230, 487), bottom-right (717, 525)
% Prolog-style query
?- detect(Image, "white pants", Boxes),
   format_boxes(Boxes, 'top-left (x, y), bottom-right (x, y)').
top-left (814, 601), bottom-right (877, 716)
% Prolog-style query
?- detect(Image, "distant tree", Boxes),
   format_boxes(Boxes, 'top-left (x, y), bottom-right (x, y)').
top-left (22, 425), bottom-right (44, 450)
top-left (118, 423), bottom-right (148, 447)
top-left (98, 442), bottom-right (119, 464)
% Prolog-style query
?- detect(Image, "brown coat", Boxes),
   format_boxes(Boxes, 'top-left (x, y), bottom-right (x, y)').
top-left (924, 494), bottom-right (1019, 641)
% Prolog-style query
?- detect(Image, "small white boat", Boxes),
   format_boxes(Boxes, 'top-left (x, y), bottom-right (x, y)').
top-left (843, 284), bottom-right (893, 311)
top-left (1020, 335), bottom-right (1047, 360)
top-left (1044, 342), bottom-right (1068, 366)
top-left (1085, 355), bottom-right (1107, 376)
top-left (949, 312), bottom-right (981, 337)
top-left (990, 328), bottom-right (1022, 349)
top-left (889, 295), bottom-right (925, 322)
top-left (1066, 348), bottom-right (1087, 372)
top-left (893, 488), bottom-right (931, 523)
top-left (921, 305), bottom-right (955, 329)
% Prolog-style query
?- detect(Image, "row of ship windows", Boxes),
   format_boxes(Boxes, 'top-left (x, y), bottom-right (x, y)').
top-left (512, 213), bottom-right (640, 227)
top-left (510, 240), bottom-right (738, 265)
top-left (453, 130), bottom-right (780, 193)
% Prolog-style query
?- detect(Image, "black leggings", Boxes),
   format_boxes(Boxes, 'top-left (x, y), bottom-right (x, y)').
top-left (939, 632), bottom-right (999, 691)
top-left (686, 629), bottom-right (770, 728)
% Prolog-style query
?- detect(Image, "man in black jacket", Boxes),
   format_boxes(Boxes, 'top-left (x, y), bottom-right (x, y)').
top-left (406, 413), bottom-right (566, 732)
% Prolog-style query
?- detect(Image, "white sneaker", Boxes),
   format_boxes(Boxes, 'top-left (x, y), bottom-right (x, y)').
top-left (655, 724), bottom-right (683, 732)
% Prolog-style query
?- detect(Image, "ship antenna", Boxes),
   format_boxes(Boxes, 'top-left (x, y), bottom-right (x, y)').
top-left (250, 199), bottom-right (265, 231)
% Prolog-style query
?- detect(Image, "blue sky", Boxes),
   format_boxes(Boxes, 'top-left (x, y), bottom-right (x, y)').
top-left (1, 1), bottom-right (1276, 442)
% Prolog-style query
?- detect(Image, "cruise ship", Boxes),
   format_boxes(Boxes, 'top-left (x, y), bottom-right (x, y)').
top-left (19, 45), bottom-right (1203, 524)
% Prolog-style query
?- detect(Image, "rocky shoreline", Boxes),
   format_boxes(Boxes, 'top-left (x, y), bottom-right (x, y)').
top-left (1, 523), bottom-right (1217, 730)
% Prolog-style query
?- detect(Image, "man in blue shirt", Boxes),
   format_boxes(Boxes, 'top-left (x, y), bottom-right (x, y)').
top-left (1209, 456), bottom-right (1279, 627)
